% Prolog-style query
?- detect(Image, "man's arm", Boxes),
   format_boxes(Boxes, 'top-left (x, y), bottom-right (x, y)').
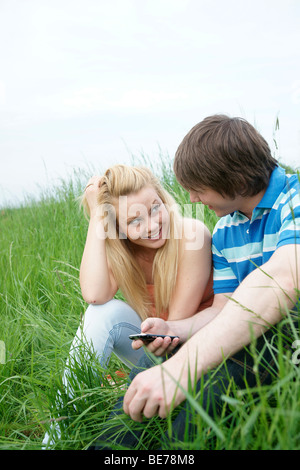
top-left (131, 293), bottom-right (229, 356)
top-left (124, 244), bottom-right (300, 421)
top-left (168, 243), bottom-right (300, 376)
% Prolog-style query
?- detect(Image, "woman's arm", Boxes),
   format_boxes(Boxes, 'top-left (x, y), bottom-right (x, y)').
top-left (167, 218), bottom-right (213, 320)
top-left (131, 293), bottom-right (229, 354)
top-left (79, 177), bottom-right (118, 304)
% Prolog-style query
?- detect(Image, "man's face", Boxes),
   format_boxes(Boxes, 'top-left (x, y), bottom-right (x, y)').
top-left (189, 187), bottom-right (243, 217)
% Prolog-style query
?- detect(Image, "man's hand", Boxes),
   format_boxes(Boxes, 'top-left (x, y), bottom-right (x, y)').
top-left (123, 359), bottom-right (187, 422)
top-left (131, 317), bottom-right (180, 356)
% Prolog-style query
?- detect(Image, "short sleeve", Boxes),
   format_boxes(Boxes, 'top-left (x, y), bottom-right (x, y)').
top-left (212, 242), bottom-right (239, 294)
top-left (277, 188), bottom-right (300, 248)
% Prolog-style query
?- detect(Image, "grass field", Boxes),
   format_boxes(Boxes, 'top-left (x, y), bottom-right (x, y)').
top-left (0, 156), bottom-right (299, 450)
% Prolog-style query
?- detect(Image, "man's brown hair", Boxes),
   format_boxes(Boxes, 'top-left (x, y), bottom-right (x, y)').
top-left (173, 114), bottom-right (278, 198)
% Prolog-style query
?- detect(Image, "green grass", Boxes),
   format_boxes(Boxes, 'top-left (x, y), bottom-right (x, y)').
top-left (0, 156), bottom-right (299, 450)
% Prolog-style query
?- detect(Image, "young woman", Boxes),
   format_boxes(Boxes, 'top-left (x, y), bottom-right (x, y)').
top-left (43, 164), bottom-right (213, 447)
top-left (76, 164), bottom-right (213, 370)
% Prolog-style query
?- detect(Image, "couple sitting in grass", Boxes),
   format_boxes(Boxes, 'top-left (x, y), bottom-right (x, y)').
top-left (43, 114), bottom-right (300, 449)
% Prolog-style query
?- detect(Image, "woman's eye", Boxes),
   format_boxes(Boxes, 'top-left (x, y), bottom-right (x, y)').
top-left (151, 204), bottom-right (160, 214)
top-left (129, 217), bottom-right (142, 226)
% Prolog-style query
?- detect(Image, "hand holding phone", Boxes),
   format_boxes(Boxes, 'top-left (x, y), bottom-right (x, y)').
top-left (129, 333), bottom-right (179, 343)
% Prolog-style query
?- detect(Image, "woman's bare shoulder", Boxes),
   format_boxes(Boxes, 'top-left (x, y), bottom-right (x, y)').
top-left (181, 217), bottom-right (211, 239)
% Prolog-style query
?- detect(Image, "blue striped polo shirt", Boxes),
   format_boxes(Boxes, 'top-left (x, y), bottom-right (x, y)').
top-left (212, 165), bottom-right (300, 294)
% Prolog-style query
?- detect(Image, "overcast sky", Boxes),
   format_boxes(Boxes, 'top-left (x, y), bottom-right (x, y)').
top-left (0, 0), bottom-right (299, 207)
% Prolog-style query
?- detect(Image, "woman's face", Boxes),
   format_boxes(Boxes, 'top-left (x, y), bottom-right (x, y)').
top-left (115, 186), bottom-right (170, 249)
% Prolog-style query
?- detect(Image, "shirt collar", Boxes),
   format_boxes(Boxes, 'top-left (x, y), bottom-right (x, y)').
top-left (229, 165), bottom-right (286, 218)
top-left (256, 165), bottom-right (286, 209)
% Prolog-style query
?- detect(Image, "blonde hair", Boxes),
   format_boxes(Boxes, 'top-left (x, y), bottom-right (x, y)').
top-left (81, 164), bottom-right (182, 320)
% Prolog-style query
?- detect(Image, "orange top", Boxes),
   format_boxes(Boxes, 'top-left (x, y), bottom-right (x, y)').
top-left (146, 268), bottom-right (214, 321)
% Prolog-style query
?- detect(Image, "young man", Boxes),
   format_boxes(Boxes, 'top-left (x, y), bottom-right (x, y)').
top-left (95, 115), bottom-right (300, 448)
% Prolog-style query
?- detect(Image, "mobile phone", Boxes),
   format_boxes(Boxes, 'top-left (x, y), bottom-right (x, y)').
top-left (129, 333), bottom-right (179, 342)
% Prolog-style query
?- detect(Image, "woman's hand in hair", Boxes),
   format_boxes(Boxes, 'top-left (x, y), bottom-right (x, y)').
top-left (84, 175), bottom-right (103, 216)
top-left (131, 317), bottom-right (180, 356)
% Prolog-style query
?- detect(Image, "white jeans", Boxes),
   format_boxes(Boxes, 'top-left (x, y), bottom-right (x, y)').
top-left (43, 299), bottom-right (144, 448)
top-left (68, 299), bottom-right (144, 370)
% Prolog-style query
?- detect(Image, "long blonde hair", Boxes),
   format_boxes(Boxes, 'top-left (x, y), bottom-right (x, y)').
top-left (81, 164), bottom-right (182, 320)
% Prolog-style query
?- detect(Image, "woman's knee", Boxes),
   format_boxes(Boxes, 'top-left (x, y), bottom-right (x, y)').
top-left (83, 299), bottom-right (141, 331)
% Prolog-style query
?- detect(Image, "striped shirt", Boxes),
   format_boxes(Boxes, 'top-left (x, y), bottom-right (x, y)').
top-left (212, 166), bottom-right (300, 294)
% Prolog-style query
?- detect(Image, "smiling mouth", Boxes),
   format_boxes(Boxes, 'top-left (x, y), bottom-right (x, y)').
top-left (144, 227), bottom-right (162, 240)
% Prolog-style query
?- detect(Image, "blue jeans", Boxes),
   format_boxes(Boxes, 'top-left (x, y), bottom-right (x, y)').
top-left (66, 299), bottom-right (145, 371)
top-left (91, 328), bottom-right (283, 449)
top-left (43, 299), bottom-right (145, 448)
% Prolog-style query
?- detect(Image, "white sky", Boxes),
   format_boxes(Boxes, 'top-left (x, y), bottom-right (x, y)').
top-left (0, 0), bottom-right (300, 207)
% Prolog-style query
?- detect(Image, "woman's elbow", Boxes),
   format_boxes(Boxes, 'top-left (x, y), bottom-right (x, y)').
top-left (81, 290), bottom-right (114, 305)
